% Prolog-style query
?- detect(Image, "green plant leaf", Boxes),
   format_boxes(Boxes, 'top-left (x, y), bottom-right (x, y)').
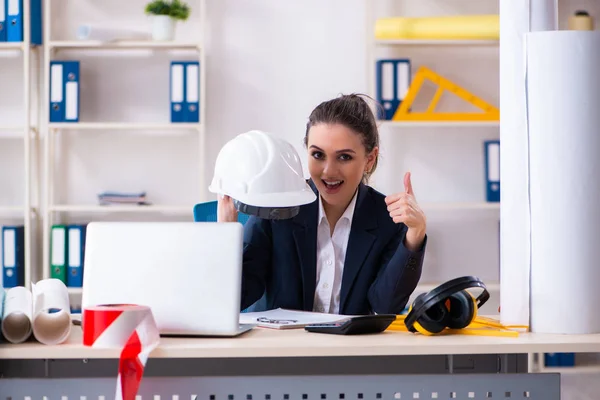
top-left (145, 0), bottom-right (190, 20)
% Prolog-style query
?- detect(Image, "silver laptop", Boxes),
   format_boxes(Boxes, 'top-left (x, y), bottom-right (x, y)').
top-left (81, 221), bottom-right (254, 337)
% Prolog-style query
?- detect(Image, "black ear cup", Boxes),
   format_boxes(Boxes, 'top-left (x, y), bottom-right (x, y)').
top-left (410, 293), bottom-right (450, 335)
top-left (403, 276), bottom-right (489, 335)
top-left (445, 290), bottom-right (476, 329)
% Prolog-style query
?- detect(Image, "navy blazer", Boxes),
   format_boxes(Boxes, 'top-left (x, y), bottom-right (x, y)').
top-left (240, 180), bottom-right (427, 315)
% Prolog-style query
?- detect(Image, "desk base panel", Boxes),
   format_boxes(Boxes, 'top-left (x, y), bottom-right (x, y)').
top-left (1, 373), bottom-right (560, 400)
top-left (0, 354), bottom-right (528, 378)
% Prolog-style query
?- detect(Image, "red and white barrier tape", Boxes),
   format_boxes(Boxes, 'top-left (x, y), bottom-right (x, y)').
top-left (82, 304), bottom-right (160, 400)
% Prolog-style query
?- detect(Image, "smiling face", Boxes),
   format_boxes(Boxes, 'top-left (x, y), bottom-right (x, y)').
top-left (307, 123), bottom-right (378, 209)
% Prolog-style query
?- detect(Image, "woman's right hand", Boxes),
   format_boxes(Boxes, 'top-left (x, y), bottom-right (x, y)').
top-left (217, 194), bottom-right (238, 223)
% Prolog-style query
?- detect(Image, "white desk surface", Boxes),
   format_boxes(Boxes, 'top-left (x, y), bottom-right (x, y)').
top-left (3, 325), bottom-right (600, 360)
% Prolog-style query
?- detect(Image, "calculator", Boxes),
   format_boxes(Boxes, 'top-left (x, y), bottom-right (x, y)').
top-left (304, 314), bottom-right (397, 335)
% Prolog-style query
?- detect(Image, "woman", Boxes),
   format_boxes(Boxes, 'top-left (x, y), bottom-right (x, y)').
top-left (218, 94), bottom-right (427, 315)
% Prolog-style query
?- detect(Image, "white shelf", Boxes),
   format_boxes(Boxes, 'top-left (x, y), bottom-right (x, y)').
top-left (380, 121), bottom-right (499, 128)
top-left (375, 39), bottom-right (498, 46)
top-left (0, 126), bottom-right (38, 139)
top-left (49, 205), bottom-right (193, 214)
top-left (68, 288), bottom-right (82, 295)
top-left (0, 125), bottom-right (25, 130)
top-left (48, 122), bottom-right (201, 131)
top-left (49, 40), bottom-right (201, 51)
top-left (0, 206), bottom-right (26, 215)
top-left (0, 127), bottom-right (25, 139)
top-left (421, 202), bottom-right (499, 210)
top-left (539, 364), bottom-right (600, 374)
top-left (0, 42), bottom-right (26, 50)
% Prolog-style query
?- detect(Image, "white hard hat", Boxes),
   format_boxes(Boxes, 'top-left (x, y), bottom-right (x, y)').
top-left (208, 130), bottom-right (316, 217)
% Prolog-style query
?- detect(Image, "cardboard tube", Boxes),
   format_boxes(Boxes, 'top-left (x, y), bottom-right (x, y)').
top-left (32, 279), bottom-right (72, 345)
top-left (1, 287), bottom-right (33, 344)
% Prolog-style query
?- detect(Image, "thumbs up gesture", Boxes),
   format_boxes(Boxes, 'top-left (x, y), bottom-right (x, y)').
top-left (384, 172), bottom-right (427, 251)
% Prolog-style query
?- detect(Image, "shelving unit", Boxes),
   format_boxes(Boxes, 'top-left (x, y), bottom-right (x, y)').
top-left (39, 0), bottom-right (207, 296)
top-left (365, 3), bottom-right (501, 310)
top-left (0, 0), bottom-right (42, 290)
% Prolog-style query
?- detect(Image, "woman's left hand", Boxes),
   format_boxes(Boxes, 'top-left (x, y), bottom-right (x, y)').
top-left (384, 172), bottom-right (427, 251)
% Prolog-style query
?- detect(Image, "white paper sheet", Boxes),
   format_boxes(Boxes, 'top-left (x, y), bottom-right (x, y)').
top-left (1, 286), bottom-right (33, 343)
top-left (31, 279), bottom-right (72, 345)
top-left (240, 308), bottom-right (350, 329)
top-left (76, 23), bottom-right (150, 42)
top-left (525, 30), bottom-right (600, 334)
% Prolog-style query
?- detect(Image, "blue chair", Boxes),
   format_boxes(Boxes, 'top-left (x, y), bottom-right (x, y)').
top-left (192, 200), bottom-right (251, 225)
top-left (192, 200), bottom-right (266, 312)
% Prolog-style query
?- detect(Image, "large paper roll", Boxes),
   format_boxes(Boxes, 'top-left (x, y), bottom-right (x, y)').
top-left (1, 286), bottom-right (33, 343)
top-left (83, 304), bottom-right (160, 400)
top-left (525, 30), bottom-right (600, 334)
top-left (499, 0), bottom-right (557, 328)
top-left (32, 279), bottom-right (72, 345)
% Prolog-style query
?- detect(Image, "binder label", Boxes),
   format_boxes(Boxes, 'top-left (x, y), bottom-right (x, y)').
top-left (65, 81), bottom-right (78, 121)
top-left (51, 64), bottom-right (63, 102)
top-left (488, 142), bottom-right (500, 181)
top-left (186, 64), bottom-right (199, 103)
top-left (52, 228), bottom-right (65, 265)
top-left (3, 229), bottom-right (15, 267)
top-left (171, 64), bottom-right (184, 103)
top-left (7, 0), bottom-right (18, 16)
top-left (68, 228), bottom-right (81, 267)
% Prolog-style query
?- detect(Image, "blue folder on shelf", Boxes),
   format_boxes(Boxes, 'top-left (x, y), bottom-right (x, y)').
top-left (5, 0), bottom-right (42, 44)
top-left (2, 225), bottom-right (25, 288)
top-left (49, 60), bottom-right (80, 123)
top-left (376, 58), bottom-right (411, 120)
top-left (170, 60), bottom-right (200, 123)
top-left (67, 224), bottom-right (87, 288)
top-left (484, 140), bottom-right (500, 202)
top-left (0, 1), bottom-right (6, 42)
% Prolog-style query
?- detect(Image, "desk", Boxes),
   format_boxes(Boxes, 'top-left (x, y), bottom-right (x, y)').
top-left (3, 326), bottom-right (600, 399)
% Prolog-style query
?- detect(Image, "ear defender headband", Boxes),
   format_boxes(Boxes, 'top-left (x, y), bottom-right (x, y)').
top-left (404, 276), bottom-right (489, 335)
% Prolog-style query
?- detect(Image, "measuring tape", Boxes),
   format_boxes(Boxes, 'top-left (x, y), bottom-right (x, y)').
top-left (82, 304), bottom-right (160, 400)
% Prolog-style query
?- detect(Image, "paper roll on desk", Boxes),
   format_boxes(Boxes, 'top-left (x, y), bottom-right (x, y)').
top-left (1, 286), bottom-right (33, 343)
top-left (525, 30), bottom-right (600, 334)
top-left (31, 278), bottom-right (72, 345)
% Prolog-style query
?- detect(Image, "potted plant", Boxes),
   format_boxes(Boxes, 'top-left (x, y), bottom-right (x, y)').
top-left (145, 0), bottom-right (190, 41)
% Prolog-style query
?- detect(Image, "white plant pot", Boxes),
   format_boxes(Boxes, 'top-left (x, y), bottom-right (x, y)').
top-left (152, 15), bottom-right (176, 41)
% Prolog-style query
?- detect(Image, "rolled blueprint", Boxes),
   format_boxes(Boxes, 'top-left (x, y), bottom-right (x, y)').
top-left (498, 0), bottom-right (557, 328)
top-left (32, 279), bottom-right (72, 345)
top-left (375, 15), bottom-right (499, 40)
top-left (1, 286), bottom-right (33, 344)
top-left (525, 30), bottom-right (600, 334)
top-left (76, 24), bottom-right (150, 42)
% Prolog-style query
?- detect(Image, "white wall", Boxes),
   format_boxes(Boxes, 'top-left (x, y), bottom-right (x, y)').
top-left (1, 0), bottom-right (597, 306)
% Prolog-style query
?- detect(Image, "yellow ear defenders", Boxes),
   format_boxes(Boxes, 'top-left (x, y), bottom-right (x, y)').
top-left (404, 276), bottom-right (489, 335)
